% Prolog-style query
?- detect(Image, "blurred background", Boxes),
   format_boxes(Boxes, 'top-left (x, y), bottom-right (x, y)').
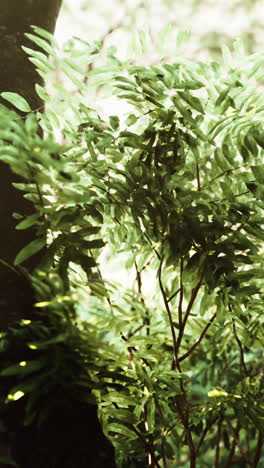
top-left (55, 0), bottom-right (264, 59)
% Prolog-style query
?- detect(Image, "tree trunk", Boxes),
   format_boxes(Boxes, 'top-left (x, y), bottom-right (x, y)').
top-left (0, 2), bottom-right (116, 466)
top-left (0, 0), bottom-right (63, 329)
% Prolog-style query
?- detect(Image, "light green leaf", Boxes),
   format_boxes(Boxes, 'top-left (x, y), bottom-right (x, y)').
top-left (31, 26), bottom-right (59, 47)
top-left (1, 92), bottom-right (31, 112)
top-left (25, 33), bottom-right (55, 55)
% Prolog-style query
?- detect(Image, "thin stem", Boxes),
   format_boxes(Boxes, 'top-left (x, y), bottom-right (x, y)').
top-left (121, 333), bottom-right (151, 368)
top-left (135, 260), bottom-right (150, 336)
top-left (178, 256), bottom-right (184, 328)
top-left (133, 221), bottom-right (161, 260)
top-left (224, 437), bottom-right (236, 468)
top-left (173, 396), bottom-right (196, 467)
top-left (158, 258), bottom-right (196, 463)
top-left (176, 274), bottom-right (203, 352)
top-left (196, 416), bottom-right (219, 456)
top-left (127, 323), bottom-right (145, 338)
top-left (202, 165), bottom-right (243, 189)
top-left (179, 313), bottom-right (216, 362)
top-left (121, 332), bottom-right (157, 467)
top-left (214, 419), bottom-right (222, 468)
top-left (158, 257), bottom-right (178, 371)
top-left (183, 274), bottom-right (204, 329)
top-left (232, 319), bottom-right (249, 377)
top-left (129, 425), bottom-right (162, 468)
top-left (225, 418), bottom-right (253, 466)
top-left (168, 287), bottom-right (181, 303)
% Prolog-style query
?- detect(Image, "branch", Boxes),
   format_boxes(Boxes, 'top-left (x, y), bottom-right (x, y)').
top-left (225, 417), bottom-right (253, 466)
top-left (183, 275), bottom-right (204, 328)
top-left (158, 257), bottom-right (179, 371)
top-left (178, 256), bottom-right (184, 328)
top-left (232, 319), bottom-right (249, 377)
top-left (135, 260), bottom-right (150, 336)
top-left (179, 312), bottom-right (216, 362)
top-left (173, 396), bottom-right (196, 467)
top-left (121, 332), bottom-right (151, 369)
top-left (224, 437), bottom-right (237, 468)
top-left (158, 259), bottom-right (197, 464)
top-left (168, 287), bottom-right (181, 303)
top-left (176, 274), bottom-right (203, 352)
top-left (196, 415), bottom-right (219, 455)
top-left (214, 419), bottom-right (222, 468)
top-left (202, 166), bottom-right (242, 189)
top-left (128, 425), bottom-right (161, 468)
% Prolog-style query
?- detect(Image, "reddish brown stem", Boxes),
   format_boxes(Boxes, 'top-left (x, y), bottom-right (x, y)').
top-left (179, 313), bottom-right (216, 362)
top-left (232, 319), bottom-right (249, 377)
top-left (178, 256), bottom-right (184, 328)
top-left (176, 274), bottom-right (203, 353)
top-left (214, 419), bottom-right (222, 468)
top-left (158, 258), bottom-right (179, 371)
top-left (196, 416), bottom-right (219, 456)
top-left (226, 418), bottom-right (253, 466)
top-left (224, 437), bottom-right (237, 468)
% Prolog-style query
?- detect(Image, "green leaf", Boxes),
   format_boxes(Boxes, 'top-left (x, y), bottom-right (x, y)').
top-left (107, 423), bottom-right (137, 440)
top-left (125, 114), bottom-right (138, 126)
top-left (214, 147), bottom-right (230, 171)
top-left (1, 359), bottom-right (46, 377)
top-left (107, 408), bottom-right (138, 424)
top-left (25, 33), bottom-right (55, 56)
top-left (83, 239), bottom-right (105, 249)
top-left (16, 214), bottom-right (40, 230)
top-left (1, 92), bottom-right (31, 112)
top-left (103, 392), bottom-right (137, 406)
top-left (35, 84), bottom-right (50, 101)
top-left (178, 91), bottom-right (204, 113)
top-left (215, 87), bottom-right (231, 107)
top-left (251, 165), bottom-right (264, 184)
top-left (14, 238), bottom-right (46, 266)
top-left (146, 398), bottom-right (155, 431)
top-left (31, 26), bottom-right (59, 47)
top-left (109, 115), bottom-right (120, 130)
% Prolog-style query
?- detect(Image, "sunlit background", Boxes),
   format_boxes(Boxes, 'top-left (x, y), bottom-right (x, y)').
top-left (56, 0), bottom-right (264, 59)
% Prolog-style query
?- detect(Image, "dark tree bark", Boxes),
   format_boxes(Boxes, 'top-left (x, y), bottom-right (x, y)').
top-left (0, 2), bottom-right (116, 467)
top-left (0, 0), bottom-right (63, 329)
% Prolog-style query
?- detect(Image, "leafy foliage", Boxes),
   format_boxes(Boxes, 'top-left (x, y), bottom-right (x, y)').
top-left (0, 27), bottom-right (264, 466)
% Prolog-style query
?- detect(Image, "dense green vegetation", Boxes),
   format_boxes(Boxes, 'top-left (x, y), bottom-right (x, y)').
top-left (0, 27), bottom-right (263, 466)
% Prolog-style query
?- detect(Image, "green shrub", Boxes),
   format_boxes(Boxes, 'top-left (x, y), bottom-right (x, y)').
top-left (0, 28), bottom-right (263, 467)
